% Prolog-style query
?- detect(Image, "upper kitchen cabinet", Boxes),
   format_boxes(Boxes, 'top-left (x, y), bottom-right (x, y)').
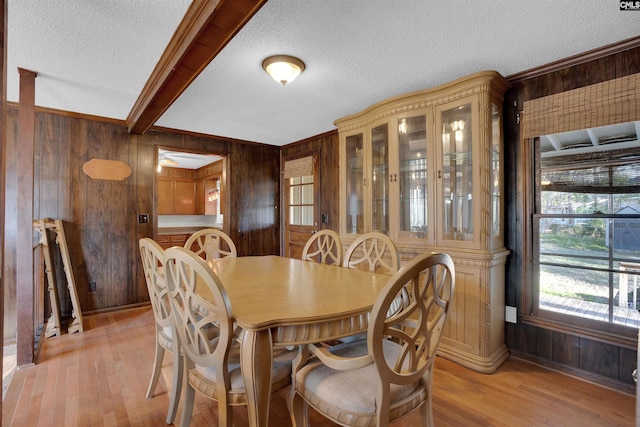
top-left (203, 175), bottom-right (222, 215)
top-left (336, 71), bottom-right (511, 373)
top-left (157, 177), bottom-right (196, 215)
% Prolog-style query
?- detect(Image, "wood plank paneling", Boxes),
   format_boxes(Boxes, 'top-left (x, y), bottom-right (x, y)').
top-left (3, 109), bottom-right (281, 341)
top-left (3, 109), bottom-right (17, 339)
top-left (551, 330), bottom-right (580, 367)
top-left (16, 69), bottom-right (36, 367)
top-left (227, 142), bottom-right (280, 256)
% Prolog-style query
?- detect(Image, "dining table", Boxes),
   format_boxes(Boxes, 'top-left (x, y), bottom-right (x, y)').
top-left (201, 255), bottom-right (389, 427)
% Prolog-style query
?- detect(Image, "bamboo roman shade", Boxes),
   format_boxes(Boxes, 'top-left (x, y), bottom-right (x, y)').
top-left (283, 156), bottom-right (314, 179)
top-left (540, 161), bottom-right (640, 195)
top-left (528, 73), bottom-right (640, 195)
top-left (522, 72), bottom-right (640, 139)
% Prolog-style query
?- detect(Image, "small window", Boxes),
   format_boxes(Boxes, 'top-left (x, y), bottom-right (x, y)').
top-left (284, 156), bottom-right (315, 226)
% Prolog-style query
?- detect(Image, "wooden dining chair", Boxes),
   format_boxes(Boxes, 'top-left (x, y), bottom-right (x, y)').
top-left (184, 228), bottom-right (237, 260)
top-left (301, 229), bottom-right (343, 265)
top-left (339, 232), bottom-right (401, 343)
top-left (138, 238), bottom-right (182, 425)
top-left (343, 232), bottom-right (399, 276)
top-left (288, 252), bottom-right (456, 427)
top-left (163, 247), bottom-right (296, 427)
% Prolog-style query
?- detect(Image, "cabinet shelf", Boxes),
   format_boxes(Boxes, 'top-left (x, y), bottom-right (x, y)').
top-left (443, 151), bottom-right (472, 162)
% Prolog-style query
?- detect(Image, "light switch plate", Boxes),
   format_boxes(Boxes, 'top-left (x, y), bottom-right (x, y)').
top-left (505, 306), bottom-right (517, 323)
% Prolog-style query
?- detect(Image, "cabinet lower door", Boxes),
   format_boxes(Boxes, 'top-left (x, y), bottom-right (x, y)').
top-left (438, 257), bottom-right (509, 374)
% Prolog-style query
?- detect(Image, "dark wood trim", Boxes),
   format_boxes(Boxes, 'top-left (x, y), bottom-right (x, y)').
top-left (1, 0), bottom-right (6, 422)
top-left (520, 313), bottom-right (637, 350)
top-left (151, 124), bottom-right (271, 148)
top-left (126, 0), bottom-right (268, 135)
top-left (6, 101), bottom-right (126, 126)
top-left (6, 101), bottom-right (273, 150)
top-left (507, 35), bottom-right (640, 83)
top-left (82, 301), bottom-right (150, 316)
top-left (282, 129), bottom-right (338, 149)
top-left (16, 68), bottom-right (36, 368)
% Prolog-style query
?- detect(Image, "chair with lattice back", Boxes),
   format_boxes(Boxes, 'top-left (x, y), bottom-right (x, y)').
top-left (163, 246), bottom-right (295, 427)
top-left (138, 237), bottom-right (182, 425)
top-left (301, 229), bottom-right (343, 266)
top-left (184, 228), bottom-right (237, 261)
top-left (343, 232), bottom-right (399, 276)
top-left (289, 252), bottom-right (456, 427)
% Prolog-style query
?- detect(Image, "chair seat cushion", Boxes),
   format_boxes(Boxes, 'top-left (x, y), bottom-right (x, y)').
top-left (295, 339), bottom-right (426, 426)
top-left (158, 326), bottom-right (174, 351)
top-left (192, 345), bottom-right (296, 404)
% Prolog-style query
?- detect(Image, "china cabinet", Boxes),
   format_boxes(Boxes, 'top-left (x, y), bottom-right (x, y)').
top-left (336, 70), bottom-right (510, 373)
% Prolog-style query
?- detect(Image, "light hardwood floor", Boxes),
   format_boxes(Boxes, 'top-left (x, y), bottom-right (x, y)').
top-left (2, 307), bottom-right (635, 426)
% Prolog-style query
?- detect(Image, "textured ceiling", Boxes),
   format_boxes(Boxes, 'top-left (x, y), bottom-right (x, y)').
top-left (7, 1), bottom-right (640, 146)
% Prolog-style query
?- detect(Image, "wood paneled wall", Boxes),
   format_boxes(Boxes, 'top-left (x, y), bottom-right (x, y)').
top-left (279, 131), bottom-right (340, 243)
top-left (503, 44), bottom-right (640, 391)
top-left (3, 109), bottom-right (280, 339)
top-left (4, 40), bottom-right (640, 392)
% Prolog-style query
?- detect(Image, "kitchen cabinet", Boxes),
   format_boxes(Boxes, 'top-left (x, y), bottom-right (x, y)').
top-left (156, 233), bottom-right (189, 249)
top-left (195, 179), bottom-right (205, 215)
top-left (204, 175), bottom-right (221, 215)
top-left (336, 70), bottom-right (510, 373)
top-left (157, 177), bottom-right (196, 215)
top-left (193, 174), bottom-right (223, 215)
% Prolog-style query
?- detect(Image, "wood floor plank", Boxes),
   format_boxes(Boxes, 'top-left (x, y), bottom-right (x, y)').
top-left (2, 306), bottom-right (635, 426)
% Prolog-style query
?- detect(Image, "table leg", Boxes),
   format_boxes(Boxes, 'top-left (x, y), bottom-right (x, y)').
top-left (241, 328), bottom-right (273, 427)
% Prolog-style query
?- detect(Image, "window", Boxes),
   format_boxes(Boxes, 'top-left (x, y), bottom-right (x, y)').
top-left (533, 121), bottom-right (640, 329)
top-left (288, 175), bottom-right (314, 225)
top-left (284, 156), bottom-right (315, 226)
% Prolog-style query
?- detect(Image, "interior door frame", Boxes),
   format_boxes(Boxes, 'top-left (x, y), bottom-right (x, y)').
top-left (153, 146), bottom-right (229, 238)
top-left (281, 149), bottom-right (320, 258)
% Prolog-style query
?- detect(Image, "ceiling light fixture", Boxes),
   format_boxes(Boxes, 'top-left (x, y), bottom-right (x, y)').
top-left (262, 55), bottom-right (305, 86)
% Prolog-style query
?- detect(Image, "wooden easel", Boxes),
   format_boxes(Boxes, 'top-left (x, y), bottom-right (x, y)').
top-left (33, 218), bottom-right (84, 337)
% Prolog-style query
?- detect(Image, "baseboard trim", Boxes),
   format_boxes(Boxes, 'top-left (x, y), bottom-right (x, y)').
top-left (509, 349), bottom-right (635, 396)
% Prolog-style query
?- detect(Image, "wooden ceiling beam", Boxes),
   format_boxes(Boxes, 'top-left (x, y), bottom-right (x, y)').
top-left (126, 0), bottom-right (268, 134)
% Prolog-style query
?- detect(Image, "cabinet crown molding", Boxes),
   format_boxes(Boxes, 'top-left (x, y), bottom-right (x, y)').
top-left (334, 70), bottom-right (510, 132)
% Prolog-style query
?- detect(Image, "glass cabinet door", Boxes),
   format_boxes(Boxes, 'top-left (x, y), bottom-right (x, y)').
top-left (491, 103), bottom-right (502, 239)
top-left (371, 124), bottom-right (389, 234)
top-left (441, 103), bottom-right (473, 241)
top-left (398, 116), bottom-right (427, 239)
top-left (345, 134), bottom-right (364, 234)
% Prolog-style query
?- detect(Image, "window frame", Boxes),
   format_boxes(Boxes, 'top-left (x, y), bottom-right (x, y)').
top-left (530, 136), bottom-right (640, 335)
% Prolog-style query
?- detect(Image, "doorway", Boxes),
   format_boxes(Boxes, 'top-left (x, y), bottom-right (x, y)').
top-left (155, 148), bottom-right (227, 235)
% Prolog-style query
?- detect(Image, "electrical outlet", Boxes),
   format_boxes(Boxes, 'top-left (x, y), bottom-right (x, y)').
top-left (138, 214), bottom-right (149, 224)
top-left (505, 306), bottom-right (517, 323)
top-left (89, 280), bottom-right (97, 292)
